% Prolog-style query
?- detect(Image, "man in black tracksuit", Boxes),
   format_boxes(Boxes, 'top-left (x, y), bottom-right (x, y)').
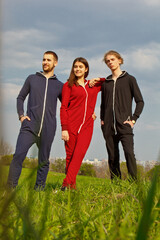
top-left (100, 50), bottom-right (144, 180)
top-left (7, 51), bottom-right (63, 190)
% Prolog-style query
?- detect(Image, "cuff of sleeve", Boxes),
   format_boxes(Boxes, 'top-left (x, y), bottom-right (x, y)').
top-left (132, 115), bottom-right (138, 122)
top-left (19, 114), bottom-right (24, 120)
top-left (100, 78), bottom-right (106, 82)
top-left (62, 125), bottom-right (68, 131)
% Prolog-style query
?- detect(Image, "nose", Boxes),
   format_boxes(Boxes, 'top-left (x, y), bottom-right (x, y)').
top-left (75, 67), bottom-right (80, 71)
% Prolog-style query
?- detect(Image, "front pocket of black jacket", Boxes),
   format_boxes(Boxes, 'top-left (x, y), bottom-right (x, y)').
top-left (124, 123), bottom-right (131, 128)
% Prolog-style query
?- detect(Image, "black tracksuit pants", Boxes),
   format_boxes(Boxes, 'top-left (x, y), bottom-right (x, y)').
top-left (105, 133), bottom-right (137, 179)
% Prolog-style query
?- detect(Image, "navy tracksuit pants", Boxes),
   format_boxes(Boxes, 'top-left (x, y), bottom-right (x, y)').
top-left (7, 120), bottom-right (55, 189)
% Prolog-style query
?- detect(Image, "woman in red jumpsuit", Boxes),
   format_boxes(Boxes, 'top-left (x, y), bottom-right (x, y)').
top-left (60, 57), bottom-right (103, 190)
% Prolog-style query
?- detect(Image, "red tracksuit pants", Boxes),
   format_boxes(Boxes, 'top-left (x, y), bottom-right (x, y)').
top-left (62, 124), bottom-right (93, 189)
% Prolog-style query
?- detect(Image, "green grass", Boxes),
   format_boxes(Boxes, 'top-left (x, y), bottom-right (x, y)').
top-left (0, 166), bottom-right (160, 240)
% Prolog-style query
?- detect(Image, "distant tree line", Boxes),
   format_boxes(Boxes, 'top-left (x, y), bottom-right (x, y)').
top-left (0, 139), bottom-right (13, 156)
top-left (0, 139), bottom-right (159, 179)
top-left (1, 154), bottom-right (159, 180)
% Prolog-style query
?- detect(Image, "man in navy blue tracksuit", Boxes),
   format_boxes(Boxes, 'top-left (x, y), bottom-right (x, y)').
top-left (7, 51), bottom-right (63, 190)
top-left (101, 50), bottom-right (144, 180)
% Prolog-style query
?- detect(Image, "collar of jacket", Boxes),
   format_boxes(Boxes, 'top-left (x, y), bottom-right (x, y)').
top-left (75, 79), bottom-right (88, 87)
top-left (105, 71), bottom-right (127, 81)
top-left (36, 71), bottom-right (57, 79)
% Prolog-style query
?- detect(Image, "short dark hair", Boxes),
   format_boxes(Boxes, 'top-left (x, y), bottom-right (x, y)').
top-left (44, 51), bottom-right (58, 61)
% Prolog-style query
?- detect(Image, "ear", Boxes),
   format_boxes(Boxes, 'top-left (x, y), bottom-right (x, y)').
top-left (118, 59), bottom-right (122, 65)
top-left (54, 61), bottom-right (58, 67)
top-left (85, 67), bottom-right (88, 73)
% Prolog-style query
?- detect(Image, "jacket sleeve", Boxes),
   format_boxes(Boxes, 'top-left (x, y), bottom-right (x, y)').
top-left (17, 77), bottom-right (30, 119)
top-left (131, 77), bottom-right (144, 121)
top-left (100, 82), bottom-right (105, 121)
top-left (91, 78), bottom-right (106, 92)
top-left (60, 83), bottom-right (71, 131)
top-left (58, 82), bottom-right (64, 102)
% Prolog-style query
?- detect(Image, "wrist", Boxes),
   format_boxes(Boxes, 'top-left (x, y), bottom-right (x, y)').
top-left (19, 115), bottom-right (24, 120)
top-left (62, 125), bottom-right (68, 131)
top-left (132, 120), bottom-right (136, 124)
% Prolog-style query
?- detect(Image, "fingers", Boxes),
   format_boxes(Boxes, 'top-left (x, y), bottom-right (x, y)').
top-left (26, 116), bottom-right (31, 121)
top-left (92, 113), bottom-right (97, 121)
top-left (101, 120), bottom-right (104, 125)
top-left (89, 80), bottom-right (95, 87)
top-left (89, 78), bottom-right (100, 87)
top-left (123, 120), bottom-right (134, 128)
top-left (61, 131), bottom-right (69, 141)
top-left (20, 115), bottom-right (31, 123)
top-left (62, 136), bottom-right (69, 141)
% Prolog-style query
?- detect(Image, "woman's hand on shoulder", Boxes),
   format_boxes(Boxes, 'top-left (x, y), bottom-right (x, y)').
top-left (89, 78), bottom-right (100, 87)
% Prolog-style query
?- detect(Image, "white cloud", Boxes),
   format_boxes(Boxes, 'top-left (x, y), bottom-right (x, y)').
top-left (137, 121), bottom-right (160, 131)
top-left (87, 57), bottom-right (108, 78)
top-left (2, 29), bottom-right (57, 69)
top-left (56, 41), bottom-right (160, 80)
top-left (2, 27), bottom-right (160, 77)
top-left (0, 83), bottom-right (21, 108)
top-left (123, 42), bottom-right (160, 71)
top-left (56, 49), bottom-right (76, 76)
top-left (2, 28), bottom-right (57, 45)
top-left (142, 84), bottom-right (160, 105)
top-left (144, 122), bottom-right (160, 130)
top-left (57, 48), bottom-right (108, 78)
top-left (143, 0), bottom-right (160, 6)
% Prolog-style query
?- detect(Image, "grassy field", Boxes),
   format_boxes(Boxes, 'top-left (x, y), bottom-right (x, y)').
top-left (0, 166), bottom-right (160, 240)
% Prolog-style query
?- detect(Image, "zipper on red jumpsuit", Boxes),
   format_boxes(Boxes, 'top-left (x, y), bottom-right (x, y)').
top-left (38, 77), bottom-right (49, 137)
top-left (78, 83), bottom-right (88, 134)
top-left (113, 79), bottom-right (117, 135)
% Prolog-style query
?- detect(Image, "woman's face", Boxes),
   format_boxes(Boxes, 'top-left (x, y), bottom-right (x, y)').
top-left (73, 61), bottom-right (88, 79)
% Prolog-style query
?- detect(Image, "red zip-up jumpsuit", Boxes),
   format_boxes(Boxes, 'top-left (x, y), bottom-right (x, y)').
top-left (60, 79), bottom-right (103, 189)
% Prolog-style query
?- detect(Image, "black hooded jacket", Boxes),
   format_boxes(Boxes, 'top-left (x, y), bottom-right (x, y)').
top-left (100, 71), bottom-right (144, 137)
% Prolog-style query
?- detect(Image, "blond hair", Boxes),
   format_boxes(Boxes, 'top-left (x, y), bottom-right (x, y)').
top-left (103, 50), bottom-right (124, 65)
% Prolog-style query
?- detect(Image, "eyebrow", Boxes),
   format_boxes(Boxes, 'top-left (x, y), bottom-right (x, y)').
top-left (106, 57), bottom-right (115, 61)
top-left (43, 58), bottom-right (52, 61)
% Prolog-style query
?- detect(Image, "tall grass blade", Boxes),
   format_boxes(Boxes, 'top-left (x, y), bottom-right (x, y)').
top-left (136, 168), bottom-right (158, 240)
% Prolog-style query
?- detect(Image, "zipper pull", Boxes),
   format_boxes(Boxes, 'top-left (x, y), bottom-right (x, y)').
top-left (126, 116), bottom-right (130, 121)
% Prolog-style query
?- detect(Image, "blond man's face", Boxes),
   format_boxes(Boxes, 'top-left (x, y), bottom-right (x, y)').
top-left (105, 54), bottom-right (121, 71)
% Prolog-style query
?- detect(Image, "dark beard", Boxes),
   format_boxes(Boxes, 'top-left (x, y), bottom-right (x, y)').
top-left (43, 66), bottom-right (54, 73)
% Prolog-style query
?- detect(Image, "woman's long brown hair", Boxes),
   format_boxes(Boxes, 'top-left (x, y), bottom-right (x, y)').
top-left (68, 57), bottom-right (89, 87)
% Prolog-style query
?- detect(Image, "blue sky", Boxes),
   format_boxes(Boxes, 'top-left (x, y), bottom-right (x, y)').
top-left (1, 0), bottom-right (160, 162)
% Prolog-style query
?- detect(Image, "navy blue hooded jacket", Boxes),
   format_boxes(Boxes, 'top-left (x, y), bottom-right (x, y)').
top-left (17, 72), bottom-right (63, 137)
